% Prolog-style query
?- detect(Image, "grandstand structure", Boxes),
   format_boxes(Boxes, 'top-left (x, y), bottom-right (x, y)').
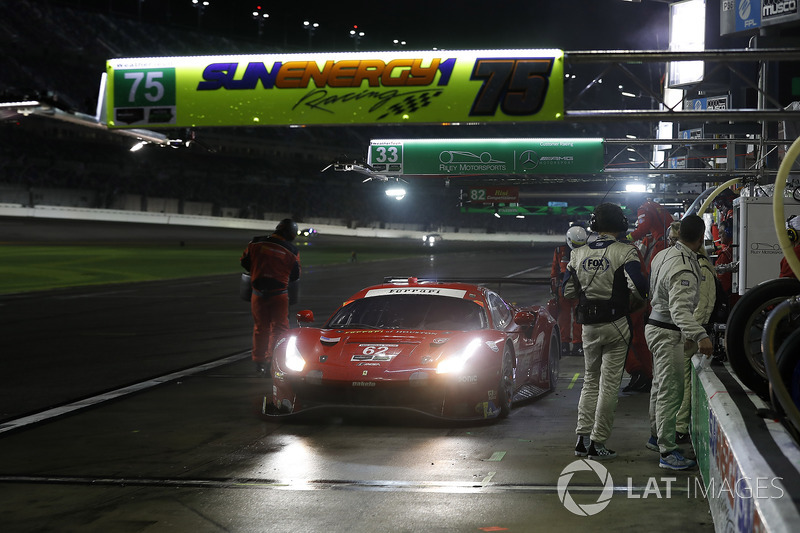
top-left (1, 1), bottom-right (798, 236)
top-left (1, 1), bottom-right (591, 235)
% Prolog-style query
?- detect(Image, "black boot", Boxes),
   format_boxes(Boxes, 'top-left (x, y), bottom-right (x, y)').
top-left (623, 372), bottom-right (641, 392)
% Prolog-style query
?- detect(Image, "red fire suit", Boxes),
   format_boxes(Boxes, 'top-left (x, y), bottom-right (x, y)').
top-left (551, 243), bottom-right (582, 349)
top-left (715, 242), bottom-right (740, 307)
top-left (779, 244), bottom-right (800, 279)
top-left (630, 200), bottom-right (675, 274)
top-left (240, 234), bottom-right (301, 364)
top-left (625, 245), bottom-right (653, 382)
top-left (624, 201), bottom-right (673, 389)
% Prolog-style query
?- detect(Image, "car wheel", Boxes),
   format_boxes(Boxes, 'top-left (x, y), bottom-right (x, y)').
top-left (725, 278), bottom-right (800, 398)
top-left (497, 346), bottom-right (514, 418)
top-left (773, 328), bottom-right (800, 416)
top-left (548, 330), bottom-right (560, 392)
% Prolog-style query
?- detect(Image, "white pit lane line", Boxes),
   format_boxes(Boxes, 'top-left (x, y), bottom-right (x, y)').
top-left (0, 474), bottom-right (693, 496)
top-left (0, 351), bottom-right (251, 435)
top-left (505, 265), bottom-right (545, 278)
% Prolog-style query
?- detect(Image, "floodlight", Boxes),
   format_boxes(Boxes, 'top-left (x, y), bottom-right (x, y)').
top-left (385, 187), bottom-right (406, 200)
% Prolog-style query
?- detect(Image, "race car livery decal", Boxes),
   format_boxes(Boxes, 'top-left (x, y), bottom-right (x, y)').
top-left (364, 288), bottom-right (468, 298)
top-left (105, 49), bottom-right (564, 128)
top-left (477, 401), bottom-right (501, 418)
top-left (351, 344), bottom-right (401, 361)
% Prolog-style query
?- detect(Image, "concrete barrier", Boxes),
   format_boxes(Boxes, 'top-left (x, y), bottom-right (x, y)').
top-left (691, 355), bottom-right (800, 532)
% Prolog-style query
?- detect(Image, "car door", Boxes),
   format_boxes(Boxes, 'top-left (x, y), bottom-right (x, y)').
top-left (485, 291), bottom-right (532, 386)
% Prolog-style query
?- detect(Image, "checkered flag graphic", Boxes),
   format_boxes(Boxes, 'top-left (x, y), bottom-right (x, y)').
top-left (376, 90), bottom-right (443, 120)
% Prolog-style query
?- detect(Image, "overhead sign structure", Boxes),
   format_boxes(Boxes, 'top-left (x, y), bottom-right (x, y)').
top-left (465, 186), bottom-right (519, 204)
top-left (721, 0), bottom-right (800, 34)
top-left (105, 49), bottom-right (564, 128)
top-left (367, 138), bottom-right (605, 176)
top-left (461, 205), bottom-right (601, 216)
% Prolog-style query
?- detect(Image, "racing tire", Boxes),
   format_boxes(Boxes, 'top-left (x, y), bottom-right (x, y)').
top-left (773, 328), bottom-right (800, 415)
top-left (725, 278), bottom-right (800, 398)
top-left (548, 330), bottom-right (560, 392)
top-left (497, 346), bottom-right (514, 419)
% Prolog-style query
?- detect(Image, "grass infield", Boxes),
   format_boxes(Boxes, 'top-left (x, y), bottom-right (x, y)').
top-left (0, 240), bottom-right (441, 294)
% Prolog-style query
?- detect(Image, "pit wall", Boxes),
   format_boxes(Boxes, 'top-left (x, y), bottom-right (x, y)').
top-left (691, 356), bottom-right (800, 532)
top-left (0, 203), bottom-right (562, 244)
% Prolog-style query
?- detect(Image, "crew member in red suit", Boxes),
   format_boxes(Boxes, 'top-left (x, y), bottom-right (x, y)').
top-left (621, 200), bottom-right (674, 392)
top-left (620, 229), bottom-right (654, 393)
top-left (714, 219), bottom-right (739, 308)
top-left (241, 218), bottom-right (301, 375)
top-left (630, 200), bottom-right (675, 273)
top-left (711, 189), bottom-right (736, 254)
top-left (551, 226), bottom-right (588, 356)
top-left (779, 215), bottom-right (800, 279)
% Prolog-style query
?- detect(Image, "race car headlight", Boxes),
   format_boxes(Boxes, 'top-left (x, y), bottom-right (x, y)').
top-left (284, 336), bottom-right (306, 372)
top-left (436, 338), bottom-right (482, 374)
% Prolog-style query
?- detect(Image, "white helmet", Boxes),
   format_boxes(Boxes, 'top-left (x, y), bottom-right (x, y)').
top-left (566, 226), bottom-right (588, 249)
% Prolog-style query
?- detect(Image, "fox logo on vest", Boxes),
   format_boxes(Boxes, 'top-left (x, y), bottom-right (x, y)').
top-left (581, 256), bottom-right (610, 273)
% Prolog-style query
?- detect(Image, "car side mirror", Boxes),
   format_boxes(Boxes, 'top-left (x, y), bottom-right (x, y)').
top-left (513, 310), bottom-right (536, 326)
top-left (296, 310), bottom-right (314, 324)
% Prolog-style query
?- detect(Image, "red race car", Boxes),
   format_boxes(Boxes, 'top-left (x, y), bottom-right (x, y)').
top-left (264, 277), bottom-right (560, 421)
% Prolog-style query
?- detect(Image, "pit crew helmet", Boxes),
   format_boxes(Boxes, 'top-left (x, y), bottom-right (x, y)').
top-left (275, 218), bottom-right (298, 241)
top-left (788, 215), bottom-right (800, 243)
top-left (667, 221), bottom-right (681, 246)
top-left (566, 226), bottom-right (588, 249)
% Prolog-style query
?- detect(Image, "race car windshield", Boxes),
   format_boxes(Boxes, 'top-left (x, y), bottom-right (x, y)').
top-left (326, 294), bottom-right (487, 331)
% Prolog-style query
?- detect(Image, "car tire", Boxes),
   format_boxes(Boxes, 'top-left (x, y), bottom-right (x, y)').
top-left (773, 328), bottom-right (800, 415)
top-left (497, 345), bottom-right (514, 418)
top-left (548, 330), bottom-right (560, 392)
top-left (724, 278), bottom-right (800, 398)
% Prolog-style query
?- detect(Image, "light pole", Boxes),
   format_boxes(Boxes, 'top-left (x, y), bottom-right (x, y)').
top-left (252, 8), bottom-right (269, 40)
top-left (349, 26), bottom-right (364, 50)
top-left (191, 0), bottom-right (209, 28)
top-left (303, 20), bottom-right (319, 49)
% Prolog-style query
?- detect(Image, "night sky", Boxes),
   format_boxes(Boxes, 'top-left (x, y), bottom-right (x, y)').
top-left (59, 0), bottom-right (673, 52)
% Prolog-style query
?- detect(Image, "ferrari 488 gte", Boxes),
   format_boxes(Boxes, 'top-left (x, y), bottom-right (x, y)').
top-left (264, 277), bottom-right (560, 420)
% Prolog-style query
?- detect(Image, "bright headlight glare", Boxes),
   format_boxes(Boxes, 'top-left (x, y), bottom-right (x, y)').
top-left (436, 338), bottom-right (482, 374)
top-left (284, 336), bottom-right (306, 372)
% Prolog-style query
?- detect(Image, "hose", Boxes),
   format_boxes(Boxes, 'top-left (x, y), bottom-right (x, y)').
top-left (773, 136), bottom-right (800, 279)
top-left (762, 297), bottom-right (800, 434)
top-left (696, 177), bottom-right (741, 217)
top-left (762, 136), bottom-right (800, 434)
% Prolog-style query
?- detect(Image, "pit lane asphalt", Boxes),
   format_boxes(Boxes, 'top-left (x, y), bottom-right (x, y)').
top-left (0, 221), bottom-right (713, 532)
